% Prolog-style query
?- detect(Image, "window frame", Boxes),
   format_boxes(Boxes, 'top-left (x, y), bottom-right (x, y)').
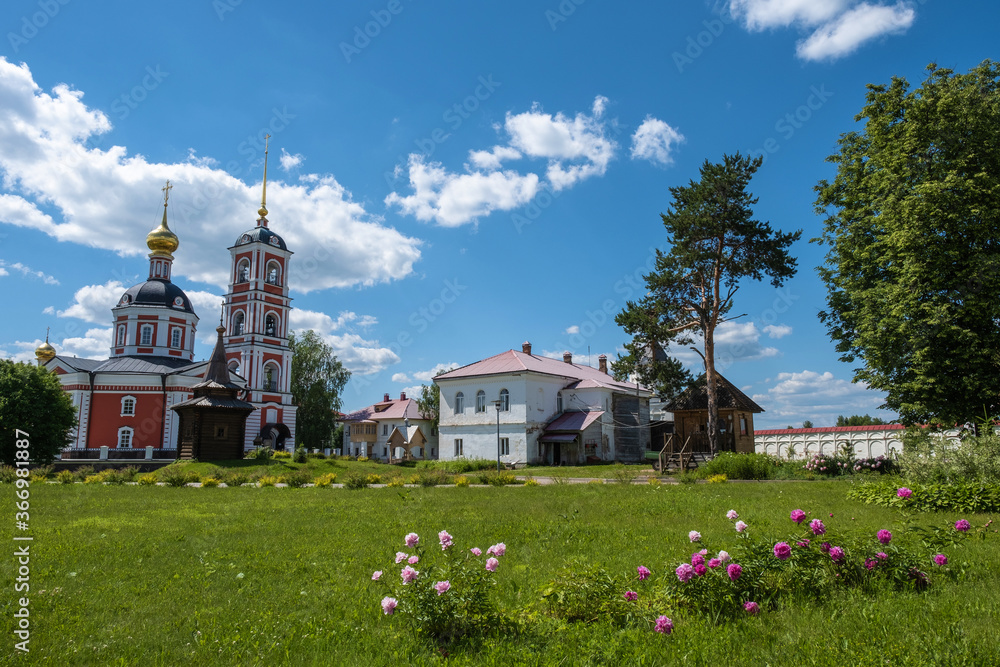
top-left (139, 324), bottom-right (154, 347)
top-left (116, 324), bottom-right (126, 347)
top-left (117, 426), bottom-right (134, 448)
top-left (454, 392), bottom-right (464, 414)
top-left (500, 437), bottom-right (510, 456)
top-left (121, 396), bottom-right (136, 417)
top-left (233, 311), bottom-right (245, 336)
top-left (476, 390), bottom-right (486, 413)
top-left (454, 438), bottom-right (463, 457)
top-left (499, 388), bottom-right (510, 412)
top-left (170, 327), bottom-right (182, 349)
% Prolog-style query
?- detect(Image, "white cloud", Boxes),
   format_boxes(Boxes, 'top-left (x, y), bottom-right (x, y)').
top-left (729, 0), bottom-right (916, 61)
top-left (279, 148), bottom-right (303, 171)
top-left (4, 327), bottom-right (112, 363)
top-left (0, 260), bottom-right (59, 285)
top-left (386, 96), bottom-right (617, 226)
top-left (401, 385), bottom-right (425, 399)
top-left (796, 2), bottom-right (915, 60)
top-left (288, 308), bottom-right (398, 376)
top-left (630, 116), bottom-right (684, 166)
top-left (539, 349), bottom-right (610, 369)
top-left (763, 324), bottom-right (792, 339)
top-left (56, 280), bottom-right (126, 323)
top-left (565, 325), bottom-right (580, 335)
top-left (751, 369), bottom-right (894, 428)
top-left (670, 321), bottom-right (780, 369)
top-left (0, 57), bottom-right (421, 293)
top-left (413, 362), bottom-right (461, 382)
top-left (392, 372), bottom-right (411, 383)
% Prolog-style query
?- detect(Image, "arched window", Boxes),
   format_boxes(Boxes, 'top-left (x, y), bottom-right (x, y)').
top-left (116, 325), bottom-right (126, 347)
top-left (266, 261), bottom-right (281, 285)
top-left (499, 388), bottom-right (510, 411)
top-left (121, 396), bottom-right (136, 416)
top-left (475, 390), bottom-right (486, 413)
top-left (237, 260), bottom-right (250, 283)
top-left (263, 364), bottom-right (279, 391)
top-left (557, 392), bottom-right (563, 413)
top-left (170, 327), bottom-right (182, 348)
top-left (265, 314), bottom-right (277, 336)
top-left (454, 392), bottom-right (464, 414)
top-left (117, 427), bottom-right (134, 448)
top-left (139, 324), bottom-right (153, 347)
top-left (233, 311), bottom-right (245, 336)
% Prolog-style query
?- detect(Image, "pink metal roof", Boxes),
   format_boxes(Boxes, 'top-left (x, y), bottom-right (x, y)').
top-left (435, 349), bottom-right (649, 394)
top-left (539, 433), bottom-right (578, 443)
top-left (342, 398), bottom-right (429, 422)
top-left (754, 425), bottom-right (904, 436)
top-left (546, 410), bottom-right (605, 431)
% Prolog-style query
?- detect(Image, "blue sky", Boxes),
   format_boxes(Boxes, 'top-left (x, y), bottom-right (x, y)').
top-left (1, 0), bottom-right (996, 427)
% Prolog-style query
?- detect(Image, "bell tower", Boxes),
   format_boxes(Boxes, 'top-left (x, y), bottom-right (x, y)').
top-left (222, 136), bottom-right (297, 450)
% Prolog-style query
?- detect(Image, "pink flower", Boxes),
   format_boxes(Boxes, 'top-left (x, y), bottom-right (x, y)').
top-left (820, 542), bottom-right (831, 554)
top-left (876, 552), bottom-right (888, 560)
top-left (438, 530), bottom-right (453, 550)
top-left (773, 542), bottom-right (792, 561)
top-left (790, 509), bottom-right (807, 524)
top-left (654, 615), bottom-right (673, 634)
top-left (829, 546), bottom-right (845, 563)
top-left (955, 519), bottom-right (971, 532)
top-left (727, 563), bottom-right (742, 581)
top-left (735, 521), bottom-right (748, 533)
top-left (624, 591), bottom-right (638, 601)
top-left (897, 487), bottom-right (913, 499)
top-left (796, 539), bottom-right (811, 548)
top-left (877, 529), bottom-right (892, 545)
top-left (676, 563), bottom-right (695, 582)
top-left (487, 543), bottom-right (506, 557)
top-left (718, 550), bottom-right (731, 563)
top-left (637, 565), bottom-right (651, 581)
top-left (395, 552), bottom-right (408, 564)
top-left (865, 558), bottom-right (877, 570)
top-left (408, 555), bottom-right (419, 565)
top-left (688, 530), bottom-right (702, 542)
top-left (400, 565), bottom-right (419, 584)
top-left (707, 558), bottom-right (721, 569)
top-left (381, 596), bottom-right (398, 615)
top-left (691, 553), bottom-right (705, 567)
top-left (433, 580), bottom-right (451, 595)
top-left (726, 509), bottom-right (739, 521)
top-left (694, 564), bottom-right (707, 576)
top-left (744, 601), bottom-right (760, 615)
top-left (485, 557), bottom-right (499, 572)
top-left (371, 570), bottom-right (383, 581)
top-left (470, 547), bottom-right (482, 556)
top-left (809, 519), bottom-right (826, 536)
top-left (404, 532), bottom-right (419, 548)
top-left (698, 548), bottom-right (708, 556)
top-left (933, 553), bottom-right (948, 566)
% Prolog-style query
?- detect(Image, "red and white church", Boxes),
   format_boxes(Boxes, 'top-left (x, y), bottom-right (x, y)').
top-left (37, 172), bottom-right (298, 457)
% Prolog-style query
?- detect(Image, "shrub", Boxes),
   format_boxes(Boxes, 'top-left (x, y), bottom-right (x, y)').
top-left (610, 463), bottom-right (639, 485)
top-left (524, 477), bottom-right (540, 487)
top-left (273, 450), bottom-right (291, 459)
top-left (282, 469), bottom-right (314, 488)
top-left (56, 470), bottom-right (76, 484)
top-left (73, 465), bottom-right (95, 481)
top-left (407, 474), bottom-right (422, 485)
top-left (293, 447), bottom-right (308, 464)
top-left (853, 455), bottom-right (897, 475)
top-left (357, 455), bottom-right (370, 462)
top-left (386, 476), bottom-right (406, 488)
top-left (899, 430), bottom-right (1000, 484)
top-left (588, 478), bottom-right (605, 485)
top-left (647, 477), bottom-right (662, 486)
top-left (707, 474), bottom-right (728, 484)
top-left (418, 458), bottom-right (496, 474)
top-left (676, 471), bottom-right (699, 484)
top-left (161, 466), bottom-right (193, 487)
top-left (137, 473), bottom-right (158, 486)
top-left (103, 467), bottom-right (138, 485)
top-left (0, 466), bottom-right (17, 483)
top-left (803, 452), bottom-right (852, 477)
top-left (343, 474), bottom-right (368, 490)
top-left (314, 473), bottom-right (338, 487)
top-left (28, 464), bottom-right (54, 481)
top-left (307, 451), bottom-right (327, 460)
top-left (477, 471), bottom-right (518, 486)
top-left (222, 470), bottom-right (250, 487)
top-left (258, 476), bottom-right (279, 487)
top-left (544, 564), bottom-right (645, 626)
top-left (700, 452), bottom-right (773, 480)
top-left (201, 477), bottom-right (221, 487)
top-left (847, 479), bottom-right (1000, 513)
top-left (249, 446), bottom-right (273, 461)
top-left (84, 474), bottom-right (105, 485)
top-left (454, 475), bottom-right (470, 487)
top-left (365, 473), bottom-right (383, 485)
top-left (419, 471), bottom-right (450, 487)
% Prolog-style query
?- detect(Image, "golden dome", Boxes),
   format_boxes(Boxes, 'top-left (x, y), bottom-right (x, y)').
top-left (35, 339), bottom-right (56, 363)
top-left (146, 213), bottom-right (179, 258)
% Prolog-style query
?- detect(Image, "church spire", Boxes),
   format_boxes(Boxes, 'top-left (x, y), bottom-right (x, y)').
top-left (35, 327), bottom-right (55, 365)
top-left (146, 181), bottom-right (179, 280)
top-left (257, 134), bottom-right (270, 227)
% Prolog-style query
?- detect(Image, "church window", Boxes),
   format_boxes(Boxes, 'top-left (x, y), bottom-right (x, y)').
top-left (118, 427), bottom-right (133, 448)
top-left (237, 259), bottom-right (250, 283)
top-left (116, 325), bottom-right (126, 346)
top-left (454, 392), bottom-right (464, 414)
top-left (139, 325), bottom-right (153, 346)
top-left (499, 389), bottom-right (510, 411)
top-left (170, 328), bottom-right (182, 348)
top-left (266, 262), bottom-right (281, 285)
top-left (265, 314), bottom-right (277, 336)
top-left (263, 364), bottom-right (278, 391)
top-left (476, 390), bottom-right (486, 413)
top-left (233, 311), bottom-right (245, 336)
top-left (121, 396), bottom-right (136, 416)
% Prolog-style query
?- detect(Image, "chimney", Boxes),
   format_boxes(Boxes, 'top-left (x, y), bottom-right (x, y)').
top-left (563, 351), bottom-right (573, 364)
top-left (598, 354), bottom-right (608, 374)
top-left (400, 391), bottom-right (407, 401)
top-left (522, 341), bottom-right (532, 355)
top-left (383, 392), bottom-right (390, 402)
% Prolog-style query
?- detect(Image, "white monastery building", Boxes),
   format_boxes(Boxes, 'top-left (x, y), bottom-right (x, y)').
top-left (341, 392), bottom-right (439, 461)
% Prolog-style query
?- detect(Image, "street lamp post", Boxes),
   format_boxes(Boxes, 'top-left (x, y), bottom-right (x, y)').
top-left (492, 399), bottom-right (501, 472)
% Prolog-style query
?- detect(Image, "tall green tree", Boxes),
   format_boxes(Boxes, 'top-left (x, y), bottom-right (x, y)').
top-left (814, 61), bottom-right (1000, 426)
top-left (289, 330), bottom-right (350, 450)
top-left (416, 383), bottom-right (441, 433)
top-left (0, 360), bottom-right (77, 465)
top-left (616, 153), bottom-right (801, 454)
top-left (611, 336), bottom-right (693, 401)
top-left (836, 414), bottom-right (888, 427)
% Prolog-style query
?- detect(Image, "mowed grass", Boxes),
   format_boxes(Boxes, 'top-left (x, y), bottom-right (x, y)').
top-left (3, 482), bottom-right (999, 665)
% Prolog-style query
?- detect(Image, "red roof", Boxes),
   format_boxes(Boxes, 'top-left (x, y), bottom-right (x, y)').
top-left (546, 410), bottom-right (605, 431)
top-left (342, 398), bottom-right (429, 422)
top-left (435, 349), bottom-right (648, 394)
top-left (754, 425), bottom-right (904, 436)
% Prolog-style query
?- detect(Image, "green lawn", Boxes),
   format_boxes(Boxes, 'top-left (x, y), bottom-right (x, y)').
top-left (4, 481), bottom-right (999, 665)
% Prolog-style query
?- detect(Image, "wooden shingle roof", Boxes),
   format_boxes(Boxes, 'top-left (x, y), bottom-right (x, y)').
top-left (666, 373), bottom-right (764, 413)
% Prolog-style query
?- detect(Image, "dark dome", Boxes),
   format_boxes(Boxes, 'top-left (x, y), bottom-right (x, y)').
top-left (234, 226), bottom-right (287, 251)
top-left (116, 279), bottom-right (195, 314)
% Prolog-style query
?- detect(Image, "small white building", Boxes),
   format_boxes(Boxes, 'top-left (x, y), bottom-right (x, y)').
top-left (341, 392), bottom-right (439, 461)
top-left (435, 342), bottom-right (652, 466)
